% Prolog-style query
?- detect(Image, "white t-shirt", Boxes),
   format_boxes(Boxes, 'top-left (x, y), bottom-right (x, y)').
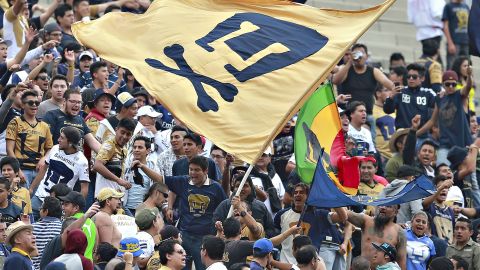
top-left (206, 262), bottom-right (228, 270)
top-left (251, 172), bottom-right (285, 217)
top-left (35, 145), bottom-right (89, 200)
top-left (136, 231), bottom-right (155, 258)
top-left (348, 124), bottom-right (376, 153)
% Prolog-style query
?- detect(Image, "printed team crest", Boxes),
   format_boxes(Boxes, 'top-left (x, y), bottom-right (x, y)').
top-left (146, 12), bottom-right (329, 112)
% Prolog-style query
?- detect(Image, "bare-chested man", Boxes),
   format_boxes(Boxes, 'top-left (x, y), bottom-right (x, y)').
top-left (93, 187), bottom-right (123, 248)
top-left (347, 205), bottom-right (406, 270)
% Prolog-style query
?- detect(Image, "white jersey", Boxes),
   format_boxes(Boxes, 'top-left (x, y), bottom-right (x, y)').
top-left (348, 124), bottom-right (377, 154)
top-left (35, 145), bottom-right (89, 200)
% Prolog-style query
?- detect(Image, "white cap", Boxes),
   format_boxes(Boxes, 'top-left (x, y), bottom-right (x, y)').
top-left (137, 105), bottom-right (162, 118)
top-left (263, 146), bottom-right (273, 156)
top-left (79, 51), bottom-right (94, 60)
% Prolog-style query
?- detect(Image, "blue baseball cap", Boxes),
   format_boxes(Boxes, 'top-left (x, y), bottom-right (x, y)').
top-left (372, 242), bottom-right (396, 261)
top-left (253, 238), bottom-right (273, 255)
top-left (117, 237), bottom-right (144, 257)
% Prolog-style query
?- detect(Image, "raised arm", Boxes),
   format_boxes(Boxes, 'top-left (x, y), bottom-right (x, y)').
top-left (38, 0), bottom-right (61, 26)
top-left (422, 179), bottom-right (454, 209)
top-left (457, 138), bottom-right (480, 180)
top-left (131, 160), bottom-right (164, 183)
top-left (7, 27), bottom-right (36, 69)
top-left (461, 66), bottom-right (473, 98)
top-left (27, 54), bottom-right (53, 81)
top-left (373, 68), bottom-right (395, 91)
top-left (332, 62), bottom-right (351, 85)
top-left (330, 207), bottom-right (348, 224)
top-left (347, 210), bottom-right (366, 228)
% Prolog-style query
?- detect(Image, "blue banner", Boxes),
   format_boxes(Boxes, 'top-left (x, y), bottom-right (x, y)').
top-left (306, 159), bottom-right (435, 208)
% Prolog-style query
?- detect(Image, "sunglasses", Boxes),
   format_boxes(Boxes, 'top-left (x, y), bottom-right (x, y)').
top-left (407, 74), bottom-right (419, 80)
top-left (444, 82), bottom-right (457, 87)
top-left (24, 100), bottom-right (40, 107)
top-left (37, 75), bottom-right (49, 81)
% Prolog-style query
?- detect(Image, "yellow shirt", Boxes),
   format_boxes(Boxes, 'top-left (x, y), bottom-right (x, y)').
top-left (241, 221), bottom-right (265, 241)
top-left (456, 83), bottom-right (476, 112)
top-left (358, 181), bottom-right (384, 215)
top-left (6, 116), bottom-right (53, 169)
top-left (11, 187), bottom-right (32, 214)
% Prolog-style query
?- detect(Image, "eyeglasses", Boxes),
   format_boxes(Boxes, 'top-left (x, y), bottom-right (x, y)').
top-left (444, 82), bottom-right (457, 87)
top-left (67, 100), bottom-right (82, 105)
top-left (24, 100), bottom-right (40, 107)
top-left (211, 154), bottom-right (225, 160)
top-left (37, 75), bottom-right (49, 81)
top-left (407, 74), bottom-right (419, 80)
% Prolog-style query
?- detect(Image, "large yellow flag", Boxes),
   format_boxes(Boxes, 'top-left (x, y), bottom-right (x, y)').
top-left (73, 0), bottom-right (395, 163)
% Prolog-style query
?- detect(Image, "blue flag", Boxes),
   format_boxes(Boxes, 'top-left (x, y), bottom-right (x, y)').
top-left (469, 0), bottom-right (480, 56)
top-left (306, 159), bottom-right (435, 208)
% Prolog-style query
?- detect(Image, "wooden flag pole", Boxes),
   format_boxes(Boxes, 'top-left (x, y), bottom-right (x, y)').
top-left (227, 163), bottom-right (255, 218)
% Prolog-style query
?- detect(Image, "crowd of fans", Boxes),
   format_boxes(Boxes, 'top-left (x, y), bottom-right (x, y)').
top-left (0, 0), bottom-right (476, 270)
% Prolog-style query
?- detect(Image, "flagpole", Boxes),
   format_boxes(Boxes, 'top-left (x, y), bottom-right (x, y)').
top-left (227, 163), bottom-right (255, 218)
top-left (296, 148), bottom-right (324, 228)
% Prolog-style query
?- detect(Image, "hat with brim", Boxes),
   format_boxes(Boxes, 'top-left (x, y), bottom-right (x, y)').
top-left (6, 221), bottom-right (33, 246)
top-left (372, 242), bottom-right (396, 261)
top-left (447, 146), bottom-right (468, 171)
top-left (389, 128), bottom-right (409, 153)
top-left (137, 105), bottom-right (162, 118)
top-left (117, 237), bottom-right (144, 257)
top-left (0, 38), bottom-right (12, 47)
top-left (96, 188), bottom-right (124, 202)
top-left (116, 92), bottom-right (137, 108)
top-left (59, 191), bottom-right (86, 210)
top-left (93, 89), bottom-right (116, 104)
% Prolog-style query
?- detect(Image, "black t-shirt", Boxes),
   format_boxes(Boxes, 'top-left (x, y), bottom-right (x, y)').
top-left (0, 201), bottom-right (22, 226)
top-left (43, 109), bottom-right (91, 143)
top-left (339, 66), bottom-right (377, 114)
top-left (224, 240), bottom-right (253, 269)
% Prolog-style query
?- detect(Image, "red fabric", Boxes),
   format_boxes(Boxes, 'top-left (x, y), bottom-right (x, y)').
top-left (330, 130), bottom-right (345, 168)
top-left (374, 175), bottom-right (389, 186)
top-left (83, 108), bottom-right (106, 164)
top-left (337, 156), bottom-right (362, 189)
top-left (65, 229), bottom-right (93, 270)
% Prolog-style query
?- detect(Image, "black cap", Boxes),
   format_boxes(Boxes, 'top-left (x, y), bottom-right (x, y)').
top-left (372, 242), bottom-right (396, 261)
top-left (447, 146), bottom-right (468, 170)
top-left (58, 191), bottom-right (85, 210)
top-left (93, 89), bottom-right (116, 104)
top-left (396, 165), bottom-right (423, 178)
top-left (429, 257), bottom-right (454, 270)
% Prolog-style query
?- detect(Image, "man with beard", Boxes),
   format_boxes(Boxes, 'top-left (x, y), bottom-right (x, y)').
top-left (347, 205), bottom-right (406, 270)
top-left (423, 175), bottom-right (456, 244)
top-left (4, 221), bottom-right (38, 270)
top-left (94, 187), bottom-right (124, 248)
top-left (43, 89), bottom-right (101, 151)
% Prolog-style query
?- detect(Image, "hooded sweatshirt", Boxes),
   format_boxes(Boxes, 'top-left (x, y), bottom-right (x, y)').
top-left (376, 262), bottom-right (401, 270)
top-left (54, 229), bottom-right (93, 270)
top-left (379, 179), bottom-right (422, 224)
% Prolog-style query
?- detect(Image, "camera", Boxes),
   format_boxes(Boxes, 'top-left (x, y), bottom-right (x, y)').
top-left (352, 51), bottom-right (363, 60)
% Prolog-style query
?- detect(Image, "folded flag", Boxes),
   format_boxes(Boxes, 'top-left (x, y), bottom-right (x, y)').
top-left (306, 158), bottom-right (435, 208)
